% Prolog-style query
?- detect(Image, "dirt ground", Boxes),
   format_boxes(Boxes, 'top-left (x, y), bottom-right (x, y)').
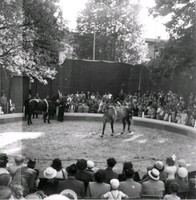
top-left (0, 119), bottom-right (196, 178)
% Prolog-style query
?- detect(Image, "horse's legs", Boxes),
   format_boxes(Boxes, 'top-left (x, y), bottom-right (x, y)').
top-left (101, 121), bottom-right (106, 137)
top-left (122, 118), bottom-right (126, 134)
top-left (126, 117), bottom-right (131, 133)
top-left (27, 113), bottom-right (32, 125)
top-left (47, 113), bottom-right (50, 124)
top-left (110, 120), bottom-right (114, 136)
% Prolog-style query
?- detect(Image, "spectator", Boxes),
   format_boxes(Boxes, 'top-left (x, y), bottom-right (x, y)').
top-left (154, 161), bottom-right (167, 182)
top-left (86, 170), bottom-right (110, 198)
top-left (103, 158), bottom-right (119, 184)
top-left (165, 157), bottom-right (177, 181)
top-left (187, 178), bottom-right (196, 199)
top-left (12, 158), bottom-right (37, 196)
top-left (85, 160), bottom-right (95, 176)
top-left (51, 158), bottom-right (67, 179)
top-left (0, 186), bottom-right (12, 200)
top-left (163, 182), bottom-right (180, 200)
top-left (44, 194), bottom-right (70, 200)
top-left (165, 167), bottom-right (188, 199)
top-left (8, 155), bottom-right (26, 177)
top-left (57, 164), bottom-right (85, 198)
top-left (103, 179), bottom-right (128, 200)
top-left (38, 167), bottom-right (58, 196)
top-left (141, 168), bottom-right (165, 198)
top-left (75, 159), bottom-right (94, 191)
top-left (0, 153), bottom-right (9, 175)
top-left (0, 173), bottom-right (11, 186)
top-left (0, 93), bottom-right (8, 114)
top-left (119, 167), bottom-right (142, 198)
top-left (9, 182), bottom-right (25, 199)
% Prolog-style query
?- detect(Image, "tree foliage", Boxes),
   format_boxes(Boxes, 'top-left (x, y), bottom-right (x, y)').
top-left (148, 0), bottom-right (196, 81)
top-left (73, 0), bottom-right (147, 64)
top-left (0, 0), bottom-right (70, 83)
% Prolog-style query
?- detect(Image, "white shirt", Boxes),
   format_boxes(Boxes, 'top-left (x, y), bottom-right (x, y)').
top-left (104, 190), bottom-right (127, 200)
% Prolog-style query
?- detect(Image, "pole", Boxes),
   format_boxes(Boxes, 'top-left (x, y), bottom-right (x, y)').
top-left (93, 24), bottom-right (96, 60)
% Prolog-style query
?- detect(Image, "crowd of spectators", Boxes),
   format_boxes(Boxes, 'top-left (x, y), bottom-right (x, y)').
top-left (0, 153), bottom-right (195, 199)
top-left (63, 90), bottom-right (196, 127)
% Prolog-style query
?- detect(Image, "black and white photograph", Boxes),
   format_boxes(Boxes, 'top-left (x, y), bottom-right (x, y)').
top-left (0, 0), bottom-right (196, 199)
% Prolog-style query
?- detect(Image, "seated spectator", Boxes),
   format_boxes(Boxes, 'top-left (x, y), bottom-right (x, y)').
top-left (12, 158), bottom-right (37, 196)
top-left (103, 179), bottom-right (128, 199)
top-left (51, 158), bottom-right (67, 179)
top-left (0, 173), bottom-right (11, 186)
top-left (44, 194), bottom-right (70, 200)
top-left (119, 167), bottom-right (142, 198)
top-left (60, 189), bottom-right (78, 200)
top-left (85, 160), bottom-right (95, 176)
top-left (163, 182), bottom-right (180, 200)
top-left (103, 158), bottom-right (119, 184)
top-left (57, 164), bottom-right (85, 198)
top-left (187, 178), bottom-right (196, 199)
top-left (86, 170), bottom-right (110, 198)
top-left (156, 105), bottom-right (165, 120)
top-left (0, 186), bottom-right (12, 200)
top-left (154, 161), bottom-right (167, 182)
top-left (141, 168), bottom-right (165, 198)
top-left (177, 159), bottom-right (187, 168)
top-left (165, 167), bottom-right (188, 199)
top-left (165, 157), bottom-right (177, 181)
top-left (0, 153), bottom-right (9, 175)
top-left (146, 105), bottom-right (156, 119)
top-left (8, 155), bottom-right (26, 177)
top-left (38, 167), bottom-right (58, 196)
top-left (9, 182), bottom-right (24, 200)
top-left (75, 159), bottom-right (94, 191)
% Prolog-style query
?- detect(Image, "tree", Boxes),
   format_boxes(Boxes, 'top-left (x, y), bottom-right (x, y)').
top-left (0, 0), bottom-right (70, 83)
top-left (73, 0), bottom-right (147, 64)
top-left (148, 0), bottom-right (196, 81)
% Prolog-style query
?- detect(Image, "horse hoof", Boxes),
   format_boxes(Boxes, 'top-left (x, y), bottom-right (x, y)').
top-left (100, 135), bottom-right (103, 138)
top-left (111, 134), bottom-right (114, 136)
top-left (128, 130), bottom-right (131, 133)
top-left (121, 132), bottom-right (124, 135)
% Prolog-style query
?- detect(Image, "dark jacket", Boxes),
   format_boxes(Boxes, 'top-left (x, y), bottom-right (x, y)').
top-left (102, 167), bottom-right (119, 184)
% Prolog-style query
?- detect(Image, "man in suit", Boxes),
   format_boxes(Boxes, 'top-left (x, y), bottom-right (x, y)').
top-left (57, 164), bottom-right (85, 198)
top-left (119, 167), bottom-right (142, 198)
top-left (103, 158), bottom-right (119, 184)
top-left (142, 168), bottom-right (165, 198)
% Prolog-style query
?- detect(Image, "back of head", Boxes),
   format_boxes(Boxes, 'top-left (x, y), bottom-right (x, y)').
top-left (123, 162), bottom-right (133, 172)
top-left (66, 164), bottom-right (78, 176)
top-left (124, 168), bottom-right (135, 179)
top-left (76, 159), bottom-right (87, 171)
top-left (94, 170), bottom-right (106, 183)
top-left (170, 182), bottom-right (179, 193)
top-left (107, 158), bottom-right (116, 168)
top-left (154, 161), bottom-right (164, 172)
top-left (51, 158), bottom-right (62, 172)
top-left (0, 154), bottom-right (8, 168)
top-left (14, 155), bottom-right (25, 165)
top-left (27, 158), bottom-right (36, 169)
top-left (0, 173), bottom-right (11, 186)
top-left (189, 178), bottom-right (196, 189)
top-left (0, 186), bottom-right (12, 200)
top-left (166, 157), bottom-right (175, 166)
top-left (9, 183), bottom-right (24, 199)
top-left (87, 160), bottom-right (94, 169)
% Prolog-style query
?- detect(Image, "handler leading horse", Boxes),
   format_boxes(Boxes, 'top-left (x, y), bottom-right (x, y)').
top-left (27, 91), bottom-right (63, 125)
top-left (98, 101), bottom-right (132, 137)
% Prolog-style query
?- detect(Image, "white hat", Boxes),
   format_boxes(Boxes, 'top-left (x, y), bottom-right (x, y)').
top-left (43, 167), bottom-right (57, 179)
top-left (110, 179), bottom-right (120, 189)
top-left (177, 167), bottom-right (188, 178)
top-left (155, 161), bottom-right (164, 171)
top-left (87, 160), bottom-right (94, 169)
top-left (177, 159), bottom-right (187, 168)
top-left (60, 189), bottom-right (78, 200)
top-left (148, 168), bottom-right (160, 181)
top-left (44, 194), bottom-right (70, 200)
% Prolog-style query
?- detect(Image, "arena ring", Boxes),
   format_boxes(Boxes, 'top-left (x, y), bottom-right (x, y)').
top-left (1, 113), bottom-right (196, 139)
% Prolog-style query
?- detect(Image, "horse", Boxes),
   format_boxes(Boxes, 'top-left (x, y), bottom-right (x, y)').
top-left (97, 101), bottom-right (133, 137)
top-left (27, 91), bottom-right (63, 125)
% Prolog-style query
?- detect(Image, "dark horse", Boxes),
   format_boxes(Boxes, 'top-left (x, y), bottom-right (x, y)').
top-left (27, 92), bottom-right (63, 125)
top-left (98, 101), bottom-right (132, 137)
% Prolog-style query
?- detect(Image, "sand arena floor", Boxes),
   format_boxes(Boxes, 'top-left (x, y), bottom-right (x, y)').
top-left (0, 118), bottom-right (196, 177)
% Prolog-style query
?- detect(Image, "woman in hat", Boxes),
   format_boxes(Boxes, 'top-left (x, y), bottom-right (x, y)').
top-left (37, 167), bottom-right (58, 196)
top-left (51, 158), bottom-right (67, 179)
